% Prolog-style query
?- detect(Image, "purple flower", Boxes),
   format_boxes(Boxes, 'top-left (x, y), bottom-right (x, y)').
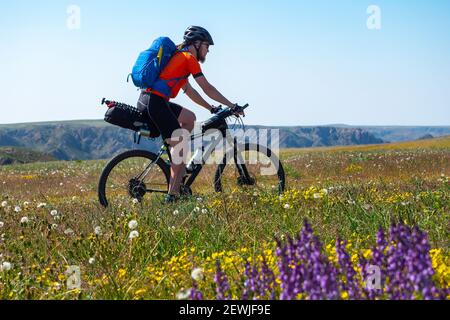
top-left (214, 260), bottom-right (231, 300)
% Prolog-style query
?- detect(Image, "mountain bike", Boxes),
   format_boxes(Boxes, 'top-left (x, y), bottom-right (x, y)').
top-left (98, 101), bottom-right (285, 208)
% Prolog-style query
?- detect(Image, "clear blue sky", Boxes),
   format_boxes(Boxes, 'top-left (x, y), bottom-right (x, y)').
top-left (1, 0), bottom-right (449, 126)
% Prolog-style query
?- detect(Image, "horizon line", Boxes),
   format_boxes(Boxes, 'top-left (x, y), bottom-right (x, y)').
top-left (1, 119), bottom-right (450, 128)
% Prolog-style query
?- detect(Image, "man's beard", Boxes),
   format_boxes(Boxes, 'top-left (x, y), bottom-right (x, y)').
top-left (198, 54), bottom-right (206, 64)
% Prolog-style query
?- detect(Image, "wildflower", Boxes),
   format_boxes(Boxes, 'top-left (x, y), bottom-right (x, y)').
top-left (132, 198), bottom-right (140, 205)
top-left (191, 268), bottom-right (204, 281)
top-left (37, 203), bottom-right (47, 209)
top-left (284, 204), bottom-right (290, 209)
top-left (20, 217), bottom-right (29, 225)
top-left (51, 224), bottom-right (58, 230)
top-left (50, 210), bottom-right (58, 217)
top-left (194, 207), bottom-right (201, 213)
top-left (1, 262), bottom-right (12, 272)
top-left (64, 228), bottom-right (74, 236)
top-left (321, 189), bottom-right (328, 195)
top-left (173, 210), bottom-right (179, 216)
top-left (23, 201), bottom-right (30, 207)
top-left (197, 197), bottom-right (203, 202)
top-left (89, 258), bottom-right (95, 265)
top-left (14, 206), bottom-right (22, 213)
top-left (118, 269), bottom-right (127, 278)
top-left (176, 289), bottom-right (192, 300)
top-left (0, 221), bottom-right (4, 228)
top-left (94, 226), bottom-right (102, 236)
top-left (134, 288), bottom-right (147, 296)
top-left (128, 220), bottom-right (138, 230)
top-left (1, 201), bottom-right (7, 207)
top-left (129, 230), bottom-right (139, 240)
top-left (313, 193), bottom-right (322, 199)
top-left (201, 209), bottom-right (208, 214)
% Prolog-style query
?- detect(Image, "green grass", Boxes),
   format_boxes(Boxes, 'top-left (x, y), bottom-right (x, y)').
top-left (0, 137), bottom-right (449, 299)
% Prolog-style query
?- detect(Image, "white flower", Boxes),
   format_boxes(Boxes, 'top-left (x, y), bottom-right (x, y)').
top-left (194, 207), bottom-right (200, 213)
top-left (0, 221), bottom-right (4, 228)
top-left (128, 220), bottom-right (138, 230)
top-left (201, 209), bottom-right (208, 214)
top-left (14, 206), bottom-right (22, 213)
top-left (173, 210), bottom-right (179, 216)
top-left (51, 224), bottom-right (58, 230)
top-left (191, 268), bottom-right (204, 281)
top-left (132, 198), bottom-right (140, 205)
top-left (23, 201), bottom-right (30, 207)
top-left (94, 226), bottom-right (102, 236)
top-left (129, 230), bottom-right (139, 240)
top-left (20, 217), bottom-right (29, 224)
top-left (37, 203), bottom-right (47, 209)
top-left (313, 193), bottom-right (322, 199)
top-left (284, 204), bottom-right (291, 209)
top-left (1, 201), bottom-right (7, 207)
top-left (89, 258), bottom-right (96, 265)
top-left (196, 197), bottom-right (203, 202)
top-left (64, 228), bottom-right (74, 235)
top-left (321, 189), bottom-right (329, 195)
top-left (253, 192), bottom-right (258, 197)
top-left (176, 289), bottom-right (192, 300)
top-left (1, 261), bottom-right (12, 272)
top-left (59, 182), bottom-right (63, 186)
top-left (50, 210), bottom-right (58, 217)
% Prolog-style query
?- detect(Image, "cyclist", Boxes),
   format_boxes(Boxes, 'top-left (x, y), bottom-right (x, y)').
top-left (137, 26), bottom-right (238, 203)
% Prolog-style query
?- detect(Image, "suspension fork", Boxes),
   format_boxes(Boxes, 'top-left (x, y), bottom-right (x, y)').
top-left (231, 137), bottom-right (253, 183)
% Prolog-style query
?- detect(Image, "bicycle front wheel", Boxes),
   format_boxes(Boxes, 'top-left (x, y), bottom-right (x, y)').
top-left (214, 143), bottom-right (286, 195)
top-left (98, 150), bottom-right (170, 208)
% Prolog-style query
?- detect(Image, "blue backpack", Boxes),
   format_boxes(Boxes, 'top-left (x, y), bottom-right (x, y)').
top-left (128, 37), bottom-right (188, 97)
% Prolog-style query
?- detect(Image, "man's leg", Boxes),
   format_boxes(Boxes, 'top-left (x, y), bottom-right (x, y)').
top-left (166, 107), bottom-right (196, 196)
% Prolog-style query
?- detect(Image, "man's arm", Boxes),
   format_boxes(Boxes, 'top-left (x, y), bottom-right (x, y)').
top-left (194, 75), bottom-right (234, 108)
top-left (182, 81), bottom-right (214, 112)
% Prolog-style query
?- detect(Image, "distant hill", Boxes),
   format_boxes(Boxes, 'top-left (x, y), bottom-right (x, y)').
top-left (0, 120), bottom-right (387, 161)
top-left (355, 126), bottom-right (450, 143)
top-left (0, 147), bottom-right (56, 165)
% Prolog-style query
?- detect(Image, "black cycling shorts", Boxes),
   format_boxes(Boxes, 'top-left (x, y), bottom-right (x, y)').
top-left (137, 92), bottom-right (183, 140)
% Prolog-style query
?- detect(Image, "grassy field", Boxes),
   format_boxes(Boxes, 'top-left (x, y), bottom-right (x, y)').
top-left (0, 137), bottom-right (449, 300)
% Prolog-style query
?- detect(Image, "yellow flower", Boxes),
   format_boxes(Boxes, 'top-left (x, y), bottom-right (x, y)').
top-left (134, 288), bottom-right (147, 296)
top-left (363, 249), bottom-right (372, 260)
top-left (341, 291), bottom-right (349, 300)
top-left (118, 268), bottom-right (127, 279)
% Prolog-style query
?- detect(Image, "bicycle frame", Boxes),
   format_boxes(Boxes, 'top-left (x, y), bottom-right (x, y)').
top-left (136, 124), bottom-right (250, 194)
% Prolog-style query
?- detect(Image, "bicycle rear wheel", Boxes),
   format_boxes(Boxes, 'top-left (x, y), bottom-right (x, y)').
top-left (98, 150), bottom-right (170, 208)
top-left (214, 143), bottom-right (285, 195)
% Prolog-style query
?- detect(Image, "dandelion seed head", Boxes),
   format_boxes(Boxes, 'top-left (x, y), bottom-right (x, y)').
top-left (191, 268), bottom-right (204, 281)
top-left (129, 230), bottom-right (139, 240)
top-left (128, 220), bottom-right (138, 230)
top-left (20, 217), bottom-right (29, 224)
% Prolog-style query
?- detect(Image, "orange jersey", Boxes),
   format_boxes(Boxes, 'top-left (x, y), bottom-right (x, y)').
top-left (148, 51), bottom-right (203, 100)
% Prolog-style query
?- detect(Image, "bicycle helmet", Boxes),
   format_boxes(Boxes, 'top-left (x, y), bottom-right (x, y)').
top-left (183, 26), bottom-right (214, 45)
